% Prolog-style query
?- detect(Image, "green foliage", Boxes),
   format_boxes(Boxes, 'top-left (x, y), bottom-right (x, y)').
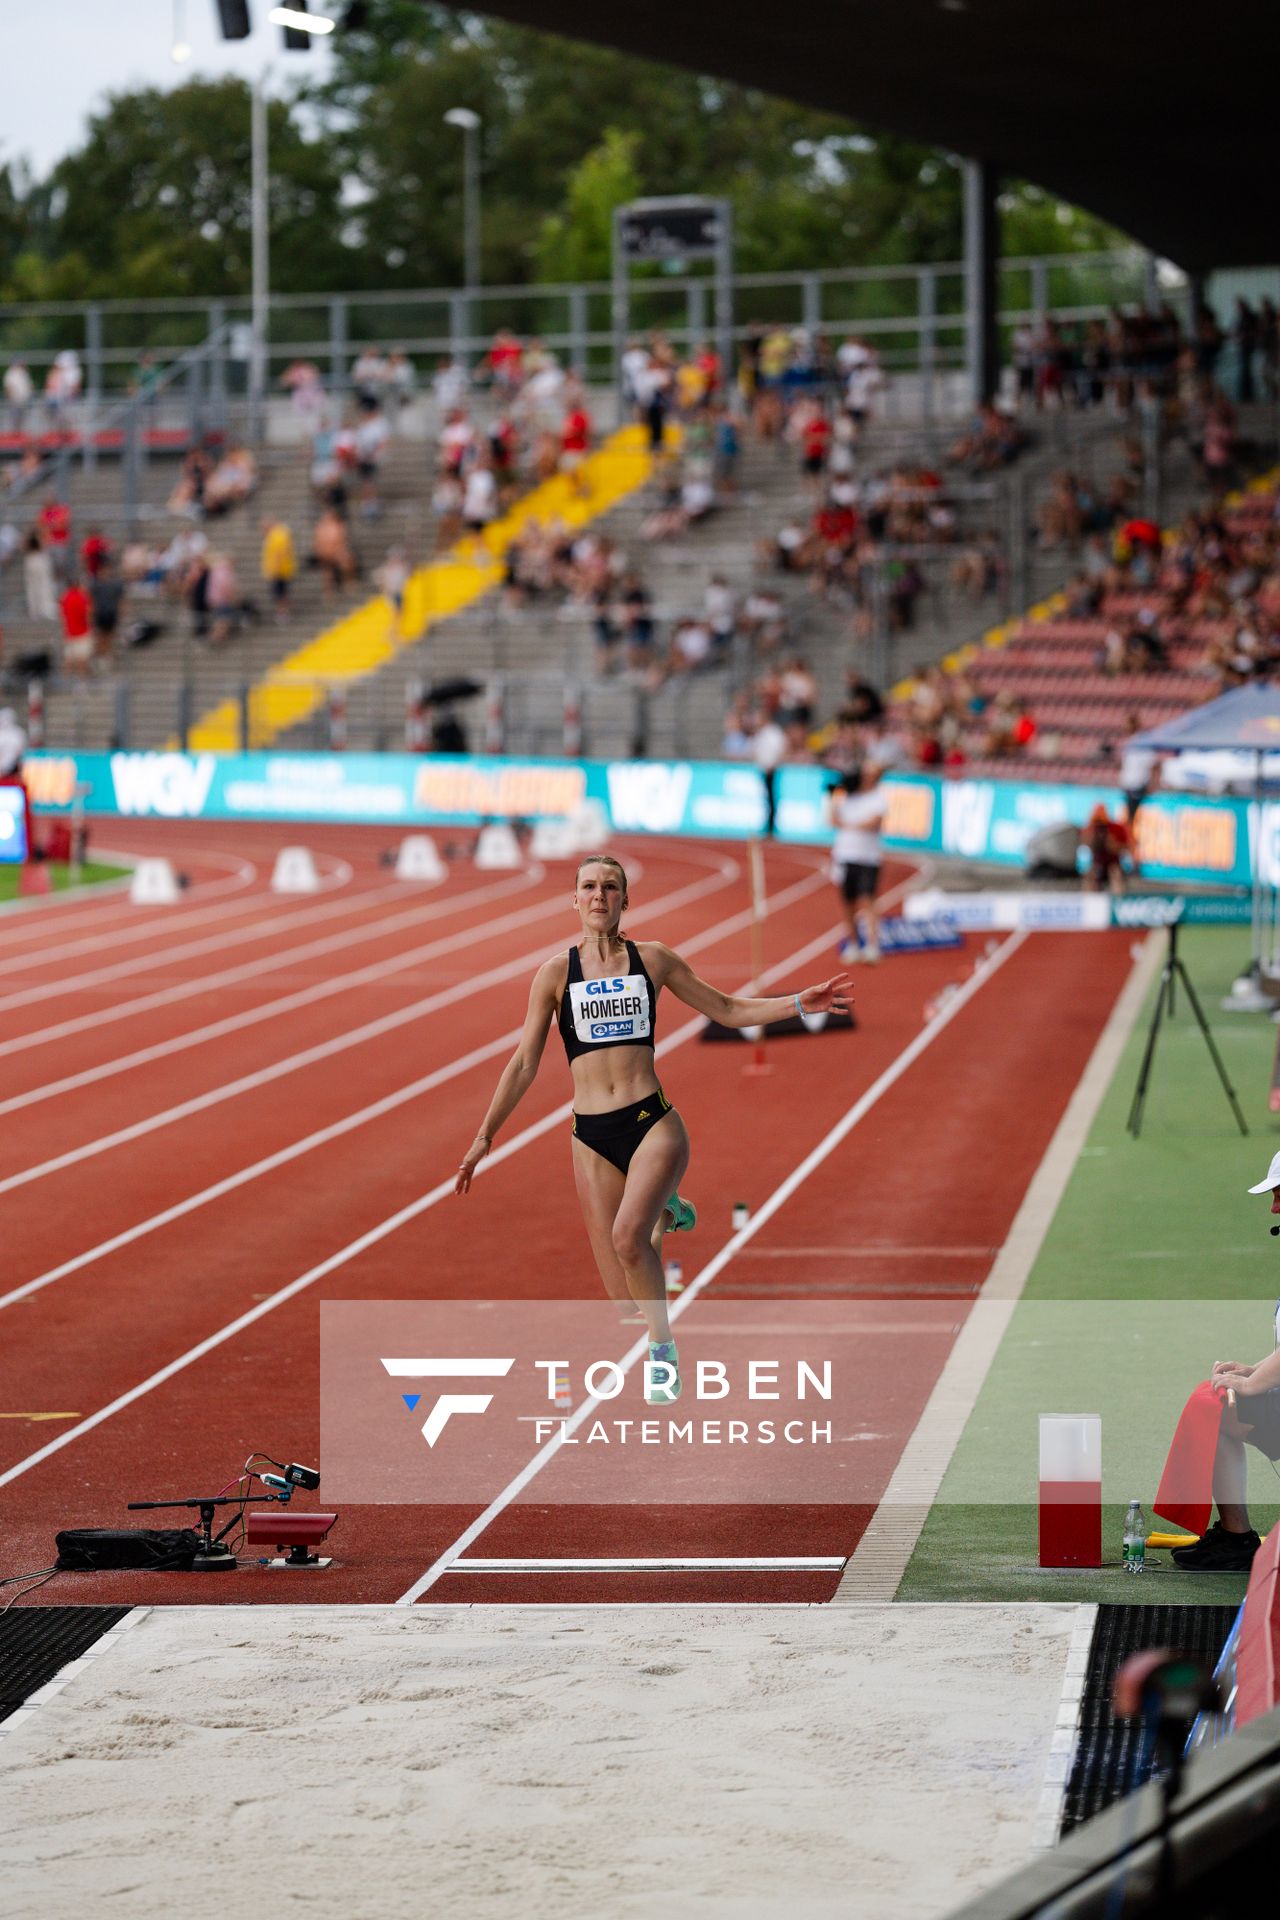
top-left (0, 19), bottom-right (1135, 307)
top-left (534, 130), bottom-right (642, 284)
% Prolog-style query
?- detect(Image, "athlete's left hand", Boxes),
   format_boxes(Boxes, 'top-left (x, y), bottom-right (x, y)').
top-left (800, 972), bottom-right (855, 1016)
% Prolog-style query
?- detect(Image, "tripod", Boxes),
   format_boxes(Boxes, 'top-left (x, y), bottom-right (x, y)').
top-left (1128, 923), bottom-right (1249, 1138)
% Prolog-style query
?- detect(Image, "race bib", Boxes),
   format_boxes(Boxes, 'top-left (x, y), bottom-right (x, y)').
top-left (569, 974), bottom-right (651, 1045)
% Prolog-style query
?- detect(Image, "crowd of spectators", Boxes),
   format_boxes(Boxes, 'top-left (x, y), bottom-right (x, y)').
top-left (1007, 299), bottom-right (1278, 413)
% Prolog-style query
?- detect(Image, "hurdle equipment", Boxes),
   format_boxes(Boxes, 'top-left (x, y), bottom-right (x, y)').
top-left (271, 845), bottom-right (321, 893)
top-left (567, 799), bottom-right (610, 852)
top-left (395, 834), bottom-right (445, 881)
top-left (245, 1510), bottom-right (338, 1567)
top-left (530, 816), bottom-right (579, 861)
top-left (474, 823), bottom-right (522, 869)
top-left (129, 858), bottom-right (181, 906)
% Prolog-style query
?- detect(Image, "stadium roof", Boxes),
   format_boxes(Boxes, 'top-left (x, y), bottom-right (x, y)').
top-left (464, 0), bottom-right (1273, 274)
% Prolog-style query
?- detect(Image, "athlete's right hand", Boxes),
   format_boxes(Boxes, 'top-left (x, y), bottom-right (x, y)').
top-left (454, 1135), bottom-right (491, 1196)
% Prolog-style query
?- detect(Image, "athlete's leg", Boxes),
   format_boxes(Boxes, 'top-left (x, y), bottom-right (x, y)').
top-left (856, 877), bottom-right (881, 958)
top-left (571, 1137), bottom-right (633, 1314)
top-left (611, 1110), bottom-right (690, 1344)
top-left (1212, 1403), bottom-right (1254, 1532)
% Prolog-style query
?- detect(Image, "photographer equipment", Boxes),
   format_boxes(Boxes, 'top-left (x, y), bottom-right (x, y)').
top-left (1127, 923), bottom-right (1248, 1139)
top-left (55, 1528), bottom-right (200, 1572)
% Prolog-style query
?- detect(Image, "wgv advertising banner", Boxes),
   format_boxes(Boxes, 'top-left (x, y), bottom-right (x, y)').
top-left (21, 750), bottom-right (1256, 889)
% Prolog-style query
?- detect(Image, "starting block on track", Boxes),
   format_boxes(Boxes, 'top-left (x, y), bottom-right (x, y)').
top-left (130, 858), bottom-right (180, 905)
top-left (395, 834), bottom-right (445, 882)
top-left (475, 823), bottom-right (523, 870)
top-left (272, 846), bottom-right (321, 893)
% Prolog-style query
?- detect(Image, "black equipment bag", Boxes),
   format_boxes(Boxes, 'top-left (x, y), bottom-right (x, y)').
top-left (55, 1527), bottom-right (201, 1571)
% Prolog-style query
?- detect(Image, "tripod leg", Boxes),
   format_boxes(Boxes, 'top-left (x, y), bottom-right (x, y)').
top-left (1174, 960), bottom-right (1250, 1136)
top-left (1128, 961), bottom-right (1171, 1137)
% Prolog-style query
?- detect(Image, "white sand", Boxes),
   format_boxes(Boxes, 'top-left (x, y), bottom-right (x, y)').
top-left (0, 1604), bottom-right (1083, 1920)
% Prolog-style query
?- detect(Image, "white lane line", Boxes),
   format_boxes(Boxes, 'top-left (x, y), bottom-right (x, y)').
top-left (444, 1558), bottom-right (847, 1573)
top-left (0, 858), bottom-right (752, 1194)
top-left (0, 847), bottom-right (256, 932)
top-left (0, 864), bottom-right (548, 1060)
top-left (0, 904), bottom-right (850, 1483)
top-left (0, 857), bottom-right (420, 1015)
top-left (1033, 1607), bottom-right (1098, 1848)
top-left (393, 926), bottom-right (1024, 1605)
top-left (831, 930), bottom-right (1163, 1604)
top-left (0, 872), bottom-right (554, 1115)
top-left (0, 857), bottom-right (379, 968)
top-left (0, 866), bottom-right (818, 1307)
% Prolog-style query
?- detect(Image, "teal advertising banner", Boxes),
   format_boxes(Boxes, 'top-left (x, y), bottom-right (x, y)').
top-left (20, 750), bottom-right (1257, 890)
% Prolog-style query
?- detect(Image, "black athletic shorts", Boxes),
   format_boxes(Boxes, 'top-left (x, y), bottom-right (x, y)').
top-left (572, 1090), bottom-right (674, 1176)
top-left (838, 861), bottom-right (880, 903)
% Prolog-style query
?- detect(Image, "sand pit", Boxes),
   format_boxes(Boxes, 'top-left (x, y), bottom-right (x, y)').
top-left (0, 1603), bottom-right (1085, 1919)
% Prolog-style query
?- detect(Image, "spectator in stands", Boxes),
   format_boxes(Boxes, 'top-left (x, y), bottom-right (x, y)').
top-left (260, 516), bottom-right (296, 623)
top-left (462, 457), bottom-right (498, 536)
top-left (740, 586), bottom-right (786, 656)
top-left (488, 328), bottom-right (524, 394)
top-left (559, 383), bottom-right (593, 497)
top-left (618, 574), bottom-right (656, 676)
top-left (59, 574), bottom-right (92, 678)
top-left (204, 552), bottom-right (242, 649)
top-left (1083, 804), bottom-right (1130, 893)
top-left (840, 336), bottom-right (883, 439)
top-left (4, 358), bottom-right (33, 432)
top-left (375, 547), bottom-right (411, 638)
top-left (167, 448), bottom-right (211, 519)
top-left (351, 346), bottom-right (390, 409)
top-left (23, 528), bottom-right (57, 625)
top-left (204, 445), bottom-right (258, 516)
top-left (827, 763), bottom-right (887, 963)
top-left (80, 526), bottom-right (112, 582)
top-left (281, 358), bottom-right (327, 426)
top-left (37, 492), bottom-right (72, 580)
top-left (312, 505), bottom-right (358, 598)
top-left (90, 558), bottom-right (124, 670)
top-left (703, 574), bottom-right (736, 661)
top-left (354, 403), bottom-right (390, 519)
top-left (432, 355), bottom-right (470, 414)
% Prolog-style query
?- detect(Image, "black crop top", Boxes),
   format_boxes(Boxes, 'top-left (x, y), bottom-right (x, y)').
top-left (557, 940), bottom-right (658, 1064)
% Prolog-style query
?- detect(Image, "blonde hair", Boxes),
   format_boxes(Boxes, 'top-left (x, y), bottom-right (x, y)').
top-left (574, 853), bottom-right (629, 898)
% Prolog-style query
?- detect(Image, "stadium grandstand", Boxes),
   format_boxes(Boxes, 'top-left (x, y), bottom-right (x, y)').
top-left (2, 6), bottom-right (1279, 1920)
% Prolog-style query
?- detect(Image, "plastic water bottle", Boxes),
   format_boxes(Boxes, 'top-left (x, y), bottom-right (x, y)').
top-left (732, 1202), bottom-right (750, 1230)
top-left (1123, 1499), bottom-right (1148, 1574)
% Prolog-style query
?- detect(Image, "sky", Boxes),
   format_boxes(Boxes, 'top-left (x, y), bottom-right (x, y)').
top-left (2, 0), bottom-right (335, 181)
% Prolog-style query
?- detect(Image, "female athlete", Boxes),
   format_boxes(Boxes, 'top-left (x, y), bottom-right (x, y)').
top-left (454, 853), bottom-right (853, 1403)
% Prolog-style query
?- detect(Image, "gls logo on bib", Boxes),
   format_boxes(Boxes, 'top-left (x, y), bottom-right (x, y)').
top-left (570, 974), bottom-right (650, 1044)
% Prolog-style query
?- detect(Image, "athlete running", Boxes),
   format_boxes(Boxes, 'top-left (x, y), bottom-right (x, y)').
top-left (454, 853), bottom-right (853, 1404)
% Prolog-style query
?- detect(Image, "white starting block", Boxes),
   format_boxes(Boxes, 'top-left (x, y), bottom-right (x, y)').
top-left (475, 823), bottom-right (523, 870)
top-left (395, 834), bottom-right (445, 882)
top-left (567, 799), bottom-right (610, 853)
top-left (530, 816), bottom-right (579, 861)
top-left (129, 858), bottom-right (180, 906)
top-left (271, 846), bottom-right (321, 894)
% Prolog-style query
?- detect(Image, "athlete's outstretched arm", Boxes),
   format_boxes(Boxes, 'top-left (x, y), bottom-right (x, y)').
top-left (646, 944), bottom-right (853, 1030)
top-left (454, 960), bottom-right (558, 1195)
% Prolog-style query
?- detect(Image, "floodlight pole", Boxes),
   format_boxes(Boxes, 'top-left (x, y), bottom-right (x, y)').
top-left (250, 69), bottom-right (272, 444)
top-left (963, 158), bottom-right (999, 405)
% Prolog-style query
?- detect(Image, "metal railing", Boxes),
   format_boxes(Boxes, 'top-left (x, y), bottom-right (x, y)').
top-left (0, 248), bottom-right (1176, 415)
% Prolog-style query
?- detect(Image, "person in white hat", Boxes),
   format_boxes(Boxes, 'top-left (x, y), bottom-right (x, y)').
top-left (1171, 1153), bottom-right (1280, 1571)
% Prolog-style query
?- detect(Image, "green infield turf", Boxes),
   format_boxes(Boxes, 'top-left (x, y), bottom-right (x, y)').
top-left (897, 925), bottom-right (1280, 1604)
top-left (0, 860), bottom-right (130, 902)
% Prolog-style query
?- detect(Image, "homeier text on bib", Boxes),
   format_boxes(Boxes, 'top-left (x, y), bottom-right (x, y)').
top-left (569, 975), bottom-right (652, 1044)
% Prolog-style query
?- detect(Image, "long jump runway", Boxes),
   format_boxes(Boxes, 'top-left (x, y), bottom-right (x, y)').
top-left (0, 823), bottom-right (1138, 1608)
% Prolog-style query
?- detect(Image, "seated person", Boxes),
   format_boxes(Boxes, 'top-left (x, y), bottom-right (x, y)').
top-left (1168, 1154), bottom-right (1280, 1572)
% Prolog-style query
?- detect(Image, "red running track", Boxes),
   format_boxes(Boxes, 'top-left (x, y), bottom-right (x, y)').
top-left (0, 823), bottom-right (1137, 1607)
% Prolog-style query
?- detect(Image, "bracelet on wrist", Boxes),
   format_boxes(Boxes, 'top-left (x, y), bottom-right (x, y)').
top-left (793, 993), bottom-right (805, 1018)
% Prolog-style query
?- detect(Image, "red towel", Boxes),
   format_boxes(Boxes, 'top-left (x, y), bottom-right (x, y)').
top-left (1154, 1381), bottom-right (1223, 1534)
